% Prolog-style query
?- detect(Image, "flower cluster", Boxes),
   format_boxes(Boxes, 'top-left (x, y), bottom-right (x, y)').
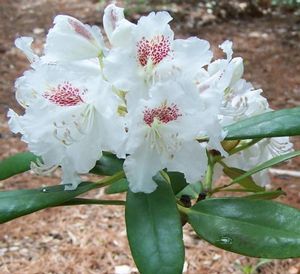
top-left (8, 4), bottom-right (293, 193)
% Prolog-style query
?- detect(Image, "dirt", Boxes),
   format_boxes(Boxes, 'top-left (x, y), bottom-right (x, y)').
top-left (0, 1), bottom-right (300, 273)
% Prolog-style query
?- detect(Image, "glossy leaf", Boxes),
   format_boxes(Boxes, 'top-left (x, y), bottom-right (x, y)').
top-left (223, 166), bottom-right (265, 192)
top-left (105, 178), bottom-right (129, 194)
top-left (126, 176), bottom-right (185, 274)
top-left (0, 152), bottom-right (39, 180)
top-left (225, 107), bottom-right (300, 140)
top-left (233, 150), bottom-right (300, 184)
top-left (244, 190), bottom-right (286, 200)
top-left (0, 182), bottom-right (97, 223)
top-left (176, 183), bottom-right (202, 199)
top-left (167, 171), bottom-right (188, 195)
top-left (90, 152), bottom-right (124, 176)
top-left (60, 198), bottom-right (125, 206)
top-left (188, 198), bottom-right (300, 258)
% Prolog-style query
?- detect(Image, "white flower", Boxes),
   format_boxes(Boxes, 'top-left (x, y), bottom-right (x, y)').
top-left (220, 79), bottom-right (269, 126)
top-left (200, 40), bottom-right (294, 186)
top-left (44, 15), bottom-right (107, 62)
top-left (8, 63), bottom-right (126, 189)
top-left (224, 137), bottom-right (293, 186)
top-left (103, 10), bottom-right (212, 107)
top-left (197, 40), bottom-right (244, 94)
top-left (123, 78), bottom-right (225, 193)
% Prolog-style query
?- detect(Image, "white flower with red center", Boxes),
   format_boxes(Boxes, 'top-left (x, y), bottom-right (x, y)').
top-left (8, 63), bottom-right (126, 189)
top-left (44, 15), bottom-right (107, 63)
top-left (122, 79), bottom-right (224, 193)
top-left (103, 8), bottom-right (212, 107)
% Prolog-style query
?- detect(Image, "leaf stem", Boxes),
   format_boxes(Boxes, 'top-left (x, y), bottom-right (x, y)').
top-left (177, 203), bottom-right (191, 215)
top-left (228, 138), bottom-right (262, 156)
top-left (203, 151), bottom-right (215, 192)
top-left (94, 171), bottom-right (125, 189)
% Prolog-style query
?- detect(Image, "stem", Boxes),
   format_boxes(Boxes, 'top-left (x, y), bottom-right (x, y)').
top-left (210, 182), bottom-right (236, 194)
top-left (203, 151), bottom-right (214, 192)
top-left (177, 203), bottom-right (191, 215)
top-left (94, 171), bottom-right (125, 189)
top-left (228, 138), bottom-right (262, 156)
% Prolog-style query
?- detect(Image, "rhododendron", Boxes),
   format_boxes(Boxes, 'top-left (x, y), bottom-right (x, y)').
top-left (8, 62), bottom-right (125, 189)
top-left (104, 7), bottom-right (212, 108)
top-left (2, 4), bottom-right (300, 274)
top-left (124, 80), bottom-right (211, 193)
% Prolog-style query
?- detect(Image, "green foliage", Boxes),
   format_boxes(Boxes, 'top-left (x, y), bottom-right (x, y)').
top-left (105, 178), bottom-right (129, 194)
top-left (0, 152), bottom-right (39, 180)
top-left (188, 198), bottom-right (300, 258)
top-left (225, 107), bottom-right (300, 140)
top-left (125, 176), bottom-right (184, 274)
top-left (232, 150), bottom-right (300, 183)
top-left (90, 152), bottom-right (124, 176)
top-left (223, 166), bottom-right (265, 192)
top-left (167, 171), bottom-right (188, 195)
top-left (243, 189), bottom-right (285, 200)
top-left (0, 182), bottom-right (97, 223)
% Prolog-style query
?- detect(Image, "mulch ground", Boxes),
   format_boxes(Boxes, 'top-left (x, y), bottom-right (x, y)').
top-left (0, 1), bottom-right (300, 273)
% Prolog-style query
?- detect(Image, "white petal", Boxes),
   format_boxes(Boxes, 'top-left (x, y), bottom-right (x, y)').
top-left (61, 159), bottom-right (82, 190)
top-left (124, 146), bottom-right (163, 193)
top-left (219, 40), bottom-right (233, 60)
top-left (137, 11), bottom-right (173, 39)
top-left (103, 48), bottom-right (143, 91)
top-left (15, 37), bottom-right (39, 63)
top-left (172, 37), bottom-right (212, 73)
top-left (167, 141), bottom-right (207, 183)
top-left (44, 15), bottom-right (106, 62)
top-left (230, 57), bottom-right (244, 86)
top-left (7, 109), bottom-right (24, 134)
top-left (103, 4), bottom-right (125, 42)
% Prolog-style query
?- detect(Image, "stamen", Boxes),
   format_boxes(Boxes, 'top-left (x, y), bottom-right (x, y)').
top-left (137, 35), bottom-right (171, 67)
top-left (143, 103), bottom-right (182, 126)
top-left (44, 82), bottom-right (85, 107)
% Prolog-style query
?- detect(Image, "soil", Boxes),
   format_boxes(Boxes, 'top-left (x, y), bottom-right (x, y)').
top-left (0, 1), bottom-right (300, 273)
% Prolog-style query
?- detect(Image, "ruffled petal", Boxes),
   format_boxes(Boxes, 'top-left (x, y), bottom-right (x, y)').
top-left (124, 146), bottom-right (163, 193)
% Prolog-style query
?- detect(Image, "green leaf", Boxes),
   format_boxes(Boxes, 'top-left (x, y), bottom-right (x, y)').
top-left (233, 150), bottom-right (300, 184)
top-left (105, 178), bottom-right (129, 194)
top-left (0, 152), bottom-right (39, 180)
top-left (0, 151), bottom-right (124, 180)
top-left (90, 152), bottom-right (124, 176)
top-left (188, 198), bottom-right (300, 258)
top-left (0, 182), bottom-right (97, 223)
top-left (125, 176), bottom-right (185, 274)
top-left (223, 166), bottom-right (265, 192)
top-left (176, 183), bottom-right (202, 199)
top-left (167, 171), bottom-right (188, 195)
top-left (60, 198), bottom-right (125, 206)
top-left (225, 107), bottom-right (300, 140)
top-left (244, 190), bottom-right (286, 200)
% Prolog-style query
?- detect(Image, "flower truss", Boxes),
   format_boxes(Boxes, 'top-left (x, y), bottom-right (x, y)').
top-left (9, 5), bottom-right (292, 192)
top-left (2, 3), bottom-right (300, 274)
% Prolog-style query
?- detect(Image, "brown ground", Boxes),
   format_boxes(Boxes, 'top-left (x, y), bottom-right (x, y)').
top-left (0, 0), bottom-right (300, 273)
